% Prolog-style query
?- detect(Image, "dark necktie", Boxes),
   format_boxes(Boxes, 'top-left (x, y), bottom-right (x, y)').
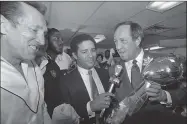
top-left (131, 60), bottom-right (141, 90)
top-left (88, 70), bottom-right (99, 99)
top-left (88, 70), bottom-right (100, 124)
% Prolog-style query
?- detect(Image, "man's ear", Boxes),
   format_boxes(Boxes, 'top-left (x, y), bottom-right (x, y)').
top-left (135, 36), bottom-right (141, 47)
top-left (0, 15), bottom-right (11, 35)
top-left (72, 52), bottom-right (78, 60)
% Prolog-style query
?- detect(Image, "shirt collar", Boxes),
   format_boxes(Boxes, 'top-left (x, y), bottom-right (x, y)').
top-left (126, 49), bottom-right (144, 66)
top-left (77, 65), bottom-right (94, 75)
top-left (136, 49), bottom-right (144, 65)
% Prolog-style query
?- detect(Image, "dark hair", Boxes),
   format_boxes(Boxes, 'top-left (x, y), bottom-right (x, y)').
top-left (0, 1), bottom-right (46, 26)
top-left (114, 21), bottom-right (144, 47)
top-left (97, 54), bottom-right (103, 60)
top-left (47, 28), bottom-right (60, 40)
top-left (104, 49), bottom-right (110, 58)
top-left (47, 28), bottom-right (63, 51)
top-left (70, 34), bottom-right (96, 53)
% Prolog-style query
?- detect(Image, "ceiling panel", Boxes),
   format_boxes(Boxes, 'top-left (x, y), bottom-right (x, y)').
top-left (129, 2), bottom-right (186, 29)
top-left (49, 2), bottom-right (102, 29)
top-left (157, 13), bottom-right (186, 29)
top-left (85, 2), bottom-right (149, 29)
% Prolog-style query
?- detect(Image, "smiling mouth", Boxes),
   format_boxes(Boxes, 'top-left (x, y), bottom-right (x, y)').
top-left (29, 45), bottom-right (39, 52)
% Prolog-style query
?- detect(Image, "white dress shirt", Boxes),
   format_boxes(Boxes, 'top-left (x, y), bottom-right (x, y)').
top-left (125, 49), bottom-right (172, 106)
top-left (77, 66), bottom-right (105, 117)
top-left (125, 49), bottom-right (144, 83)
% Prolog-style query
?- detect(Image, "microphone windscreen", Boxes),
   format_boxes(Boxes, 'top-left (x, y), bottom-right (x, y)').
top-left (114, 65), bottom-right (123, 77)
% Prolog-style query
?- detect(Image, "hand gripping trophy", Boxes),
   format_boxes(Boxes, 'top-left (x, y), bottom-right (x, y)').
top-left (100, 54), bottom-right (186, 124)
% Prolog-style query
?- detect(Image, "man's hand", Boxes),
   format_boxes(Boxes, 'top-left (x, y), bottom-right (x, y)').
top-left (145, 81), bottom-right (167, 102)
top-left (90, 92), bottom-right (114, 112)
top-left (52, 103), bottom-right (80, 124)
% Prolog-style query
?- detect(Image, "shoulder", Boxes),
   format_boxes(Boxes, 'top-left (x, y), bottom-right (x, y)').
top-left (60, 67), bottom-right (78, 81)
top-left (95, 67), bottom-right (109, 75)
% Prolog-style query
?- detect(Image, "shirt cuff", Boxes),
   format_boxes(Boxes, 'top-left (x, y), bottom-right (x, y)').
top-left (86, 101), bottom-right (95, 118)
top-left (160, 90), bottom-right (172, 107)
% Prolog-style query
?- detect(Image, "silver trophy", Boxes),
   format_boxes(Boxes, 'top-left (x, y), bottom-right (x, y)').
top-left (102, 55), bottom-right (185, 124)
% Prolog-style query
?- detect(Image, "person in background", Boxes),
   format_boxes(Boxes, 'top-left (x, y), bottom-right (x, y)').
top-left (0, 1), bottom-right (51, 124)
top-left (43, 28), bottom-right (64, 117)
top-left (102, 49), bottom-right (115, 69)
top-left (95, 54), bottom-right (104, 68)
top-left (111, 21), bottom-right (187, 124)
top-left (59, 34), bottom-right (114, 124)
top-left (35, 27), bottom-right (80, 124)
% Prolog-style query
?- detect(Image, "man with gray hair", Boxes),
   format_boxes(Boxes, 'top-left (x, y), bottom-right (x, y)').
top-left (110, 21), bottom-right (186, 124)
top-left (0, 1), bottom-right (51, 124)
top-left (1, 2), bottom-right (79, 124)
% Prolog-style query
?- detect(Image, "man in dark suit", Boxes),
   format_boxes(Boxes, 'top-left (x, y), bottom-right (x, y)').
top-left (110, 21), bottom-right (186, 124)
top-left (59, 34), bottom-right (114, 124)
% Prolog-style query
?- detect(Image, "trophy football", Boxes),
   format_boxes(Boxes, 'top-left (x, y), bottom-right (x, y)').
top-left (100, 55), bottom-right (186, 124)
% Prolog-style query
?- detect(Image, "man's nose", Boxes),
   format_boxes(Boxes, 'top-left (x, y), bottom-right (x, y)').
top-left (37, 34), bottom-right (45, 45)
top-left (88, 51), bottom-right (93, 57)
top-left (115, 41), bottom-right (121, 50)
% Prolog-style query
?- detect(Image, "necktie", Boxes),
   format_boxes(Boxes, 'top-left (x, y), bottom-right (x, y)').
top-left (131, 60), bottom-right (141, 90)
top-left (88, 70), bottom-right (99, 99)
top-left (88, 70), bottom-right (100, 124)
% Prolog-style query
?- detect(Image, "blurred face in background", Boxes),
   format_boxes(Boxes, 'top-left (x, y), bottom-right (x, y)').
top-left (73, 40), bottom-right (96, 70)
top-left (97, 55), bottom-right (103, 63)
top-left (48, 31), bottom-right (63, 54)
top-left (105, 50), bottom-right (110, 59)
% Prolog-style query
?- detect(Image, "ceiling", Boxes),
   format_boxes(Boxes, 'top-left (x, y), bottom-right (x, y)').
top-left (43, 1), bottom-right (186, 48)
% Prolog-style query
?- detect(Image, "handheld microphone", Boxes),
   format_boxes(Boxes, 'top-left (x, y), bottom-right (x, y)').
top-left (108, 65), bottom-right (123, 93)
top-left (100, 65), bottom-right (123, 118)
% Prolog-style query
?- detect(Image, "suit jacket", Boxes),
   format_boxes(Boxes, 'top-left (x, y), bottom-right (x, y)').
top-left (43, 58), bottom-right (62, 117)
top-left (109, 51), bottom-right (187, 124)
top-left (59, 67), bottom-right (110, 124)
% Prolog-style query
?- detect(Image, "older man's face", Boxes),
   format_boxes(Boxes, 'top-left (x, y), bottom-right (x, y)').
top-left (6, 2), bottom-right (47, 61)
top-left (114, 25), bottom-right (138, 61)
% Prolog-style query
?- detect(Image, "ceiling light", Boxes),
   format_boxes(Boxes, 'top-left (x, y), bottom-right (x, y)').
top-left (146, 1), bottom-right (183, 13)
top-left (144, 45), bottom-right (165, 51)
top-left (94, 35), bottom-right (106, 43)
top-left (150, 2), bottom-right (165, 8)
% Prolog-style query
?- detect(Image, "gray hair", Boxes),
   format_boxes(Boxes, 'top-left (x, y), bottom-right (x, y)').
top-left (0, 1), bottom-right (47, 26)
top-left (114, 21), bottom-right (144, 47)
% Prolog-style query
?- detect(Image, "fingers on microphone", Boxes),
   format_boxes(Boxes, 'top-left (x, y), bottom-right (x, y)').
top-left (146, 87), bottom-right (160, 93)
top-left (146, 92), bottom-right (159, 97)
top-left (149, 82), bottom-right (161, 88)
top-left (105, 92), bottom-right (115, 97)
top-left (104, 96), bottom-right (111, 101)
top-left (149, 96), bottom-right (160, 101)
